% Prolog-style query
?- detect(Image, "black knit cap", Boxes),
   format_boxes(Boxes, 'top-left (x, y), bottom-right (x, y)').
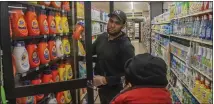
top-left (125, 53), bottom-right (168, 87)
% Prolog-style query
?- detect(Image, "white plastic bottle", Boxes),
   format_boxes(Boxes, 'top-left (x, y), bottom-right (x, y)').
top-left (56, 37), bottom-right (64, 58)
top-left (13, 41), bottom-right (30, 73)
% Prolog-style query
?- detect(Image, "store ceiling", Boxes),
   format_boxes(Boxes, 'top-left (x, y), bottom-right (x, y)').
top-left (91, 1), bottom-right (149, 16)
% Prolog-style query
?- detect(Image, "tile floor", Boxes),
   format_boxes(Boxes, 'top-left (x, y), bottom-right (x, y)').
top-left (93, 40), bottom-right (147, 104)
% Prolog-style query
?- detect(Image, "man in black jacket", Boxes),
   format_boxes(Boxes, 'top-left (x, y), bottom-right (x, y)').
top-left (92, 10), bottom-right (135, 104)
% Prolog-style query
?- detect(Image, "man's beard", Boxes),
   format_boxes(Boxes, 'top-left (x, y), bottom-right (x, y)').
top-left (107, 30), bottom-right (121, 36)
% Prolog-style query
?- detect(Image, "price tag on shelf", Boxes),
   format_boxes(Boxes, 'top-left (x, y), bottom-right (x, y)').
top-left (65, 33), bottom-right (68, 36)
top-left (61, 57), bottom-right (64, 60)
top-left (42, 5), bottom-right (45, 9)
top-left (60, 33), bottom-right (63, 36)
top-left (44, 35), bottom-right (47, 38)
top-left (22, 73), bottom-right (27, 77)
top-left (45, 63), bottom-right (49, 66)
top-left (62, 10), bottom-right (65, 13)
top-left (53, 34), bottom-right (56, 37)
top-left (35, 67), bottom-right (39, 71)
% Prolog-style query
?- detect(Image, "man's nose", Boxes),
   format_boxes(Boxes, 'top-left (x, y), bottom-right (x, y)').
top-left (111, 22), bottom-right (116, 28)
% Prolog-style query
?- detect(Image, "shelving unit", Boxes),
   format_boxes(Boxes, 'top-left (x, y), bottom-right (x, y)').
top-left (151, 2), bottom-right (213, 104)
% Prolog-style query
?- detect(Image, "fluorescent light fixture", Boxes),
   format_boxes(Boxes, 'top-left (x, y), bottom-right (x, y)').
top-left (131, 2), bottom-right (133, 10)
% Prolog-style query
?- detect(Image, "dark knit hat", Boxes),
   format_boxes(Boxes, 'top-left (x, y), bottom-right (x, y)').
top-left (124, 53), bottom-right (168, 87)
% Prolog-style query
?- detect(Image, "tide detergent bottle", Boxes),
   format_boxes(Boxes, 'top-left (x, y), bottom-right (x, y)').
top-left (62, 2), bottom-right (70, 11)
top-left (25, 6), bottom-right (40, 36)
top-left (56, 92), bottom-right (65, 104)
top-left (65, 61), bottom-right (73, 80)
top-left (48, 39), bottom-right (57, 60)
top-left (61, 13), bottom-right (69, 33)
top-left (39, 1), bottom-right (51, 6)
top-left (64, 90), bottom-right (71, 103)
top-left (58, 63), bottom-right (66, 81)
top-left (31, 75), bottom-right (44, 102)
top-left (10, 9), bottom-right (28, 37)
top-left (48, 11), bottom-right (56, 34)
top-left (13, 41), bottom-right (30, 73)
top-left (38, 40), bottom-right (50, 64)
top-left (51, 65), bottom-right (60, 82)
top-left (51, 1), bottom-right (62, 9)
top-left (55, 12), bottom-right (63, 34)
top-left (56, 37), bottom-right (64, 57)
top-left (38, 10), bottom-right (49, 35)
top-left (26, 43), bottom-right (40, 68)
top-left (42, 69), bottom-right (53, 83)
top-left (62, 36), bottom-right (70, 55)
top-left (16, 81), bottom-right (36, 104)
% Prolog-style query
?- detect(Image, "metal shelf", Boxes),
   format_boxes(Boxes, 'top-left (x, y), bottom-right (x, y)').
top-left (92, 19), bottom-right (107, 24)
top-left (153, 31), bottom-right (171, 37)
top-left (191, 65), bottom-right (212, 81)
top-left (172, 9), bottom-right (213, 20)
top-left (171, 52), bottom-right (186, 63)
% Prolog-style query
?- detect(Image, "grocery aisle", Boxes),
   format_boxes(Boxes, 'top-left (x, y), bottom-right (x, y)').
top-left (131, 40), bottom-right (148, 55)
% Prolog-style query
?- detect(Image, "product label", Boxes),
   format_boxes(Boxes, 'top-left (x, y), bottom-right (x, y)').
top-left (32, 51), bottom-right (39, 63)
top-left (65, 43), bottom-right (70, 53)
top-left (55, 75), bottom-right (60, 82)
top-left (26, 96), bottom-right (34, 104)
top-left (58, 21), bottom-right (63, 32)
top-left (52, 46), bottom-right (57, 57)
top-left (21, 51), bottom-right (29, 68)
top-left (18, 18), bottom-right (27, 30)
top-left (43, 20), bottom-right (49, 33)
top-left (51, 20), bottom-right (56, 31)
top-left (44, 48), bottom-right (50, 60)
top-left (61, 96), bottom-right (65, 103)
top-left (32, 19), bottom-right (39, 30)
top-left (60, 44), bottom-right (63, 54)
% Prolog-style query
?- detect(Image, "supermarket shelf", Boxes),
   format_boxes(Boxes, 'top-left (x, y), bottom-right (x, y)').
top-left (171, 52), bottom-right (186, 63)
top-left (170, 68), bottom-right (201, 104)
top-left (170, 35), bottom-right (213, 45)
top-left (152, 21), bottom-right (171, 25)
top-left (191, 38), bottom-right (213, 46)
top-left (92, 19), bottom-right (108, 24)
top-left (157, 41), bottom-right (167, 50)
top-left (172, 9), bottom-right (213, 20)
top-left (170, 35), bottom-right (192, 41)
top-left (191, 65), bottom-right (212, 81)
top-left (17, 2), bottom-right (63, 12)
top-left (171, 87), bottom-right (182, 103)
top-left (153, 31), bottom-right (170, 37)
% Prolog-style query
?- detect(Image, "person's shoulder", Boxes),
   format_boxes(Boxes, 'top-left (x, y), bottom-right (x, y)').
top-left (97, 32), bottom-right (108, 39)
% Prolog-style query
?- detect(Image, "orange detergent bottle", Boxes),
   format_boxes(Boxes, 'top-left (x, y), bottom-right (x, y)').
top-left (38, 10), bottom-right (49, 35)
top-left (42, 69), bottom-right (53, 83)
top-left (48, 11), bottom-right (56, 34)
top-left (31, 75), bottom-right (44, 102)
top-left (56, 92), bottom-right (65, 104)
top-left (10, 9), bottom-right (28, 37)
top-left (25, 6), bottom-right (40, 36)
top-left (73, 22), bottom-right (84, 40)
top-left (9, 18), bottom-right (12, 37)
top-left (39, 1), bottom-right (51, 6)
top-left (51, 1), bottom-right (62, 9)
top-left (51, 65), bottom-right (60, 82)
top-left (38, 40), bottom-right (50, 64)
top-left (62, 2), bottom-right (70, 11)
top-left (48, 39), bottom-right (57, 60)
top-left (26, 43), bottom-right (40, 68)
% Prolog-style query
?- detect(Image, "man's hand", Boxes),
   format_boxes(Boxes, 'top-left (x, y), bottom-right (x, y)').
top-left (93, 75), bottom-right (107, 87)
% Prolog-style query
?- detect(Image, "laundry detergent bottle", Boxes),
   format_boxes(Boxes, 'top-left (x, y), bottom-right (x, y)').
top-left (31, 75), bottom-right (44, 102)
top-left (56, 37), bottom-right (64, 57)
top-left (16, 81), bottom-right (36, 104)
top-left (25, 6), bottom-right (40, 36)
top-left (26, 43), bottom-right (40, 68)
top-left (39, 1), bottom-right (51, 6)
top-left (51, 65), bottom-right (60, 82)
top-left (38, 40), bottom-right (50, 64)
top-left (13, 41), bottom-right (30, 73)
top-left (65, 61), bottom-right (73, 80)
top-left (48, 11), bottom-right (56, 34)
top-left (61, 13), bottom-right (69, 33)
top-left (55, 12), bottom-right (63, 34)
top-left (64, 90), bottom-right (71, 103)
top-left (51, 1), bottom-right (62, 9)
top-left (42, 69), bottom-right (53, 83)
top-left (62, 2), bottom-right (70, 11)
top-left (10, 9), bottom-right (28, 37)
top-left (58, 63), bottom-right (66, 81)
top-left (56, 92), bottom-right (65, 104)
top-left (38, 10), bottom-right (49, 35)
top-left (48, 39), bottom-right (57, 60)
top-left (62, 36), bottom-right (70, 55)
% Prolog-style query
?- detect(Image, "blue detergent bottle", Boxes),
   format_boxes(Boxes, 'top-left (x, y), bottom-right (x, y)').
top-left (200, 15), bottom-right (207, 39)
top-left (205, 14), bottom-right (212, 40)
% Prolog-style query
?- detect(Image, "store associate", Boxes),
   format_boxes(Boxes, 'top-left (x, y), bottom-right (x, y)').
top-left (92, 10), bottom-right (135, 104)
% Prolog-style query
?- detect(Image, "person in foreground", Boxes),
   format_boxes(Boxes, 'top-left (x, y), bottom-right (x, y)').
top-left (110, 53), bottom-right (172, 104)
top-left (92, 10), bottom-right (135, 104)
